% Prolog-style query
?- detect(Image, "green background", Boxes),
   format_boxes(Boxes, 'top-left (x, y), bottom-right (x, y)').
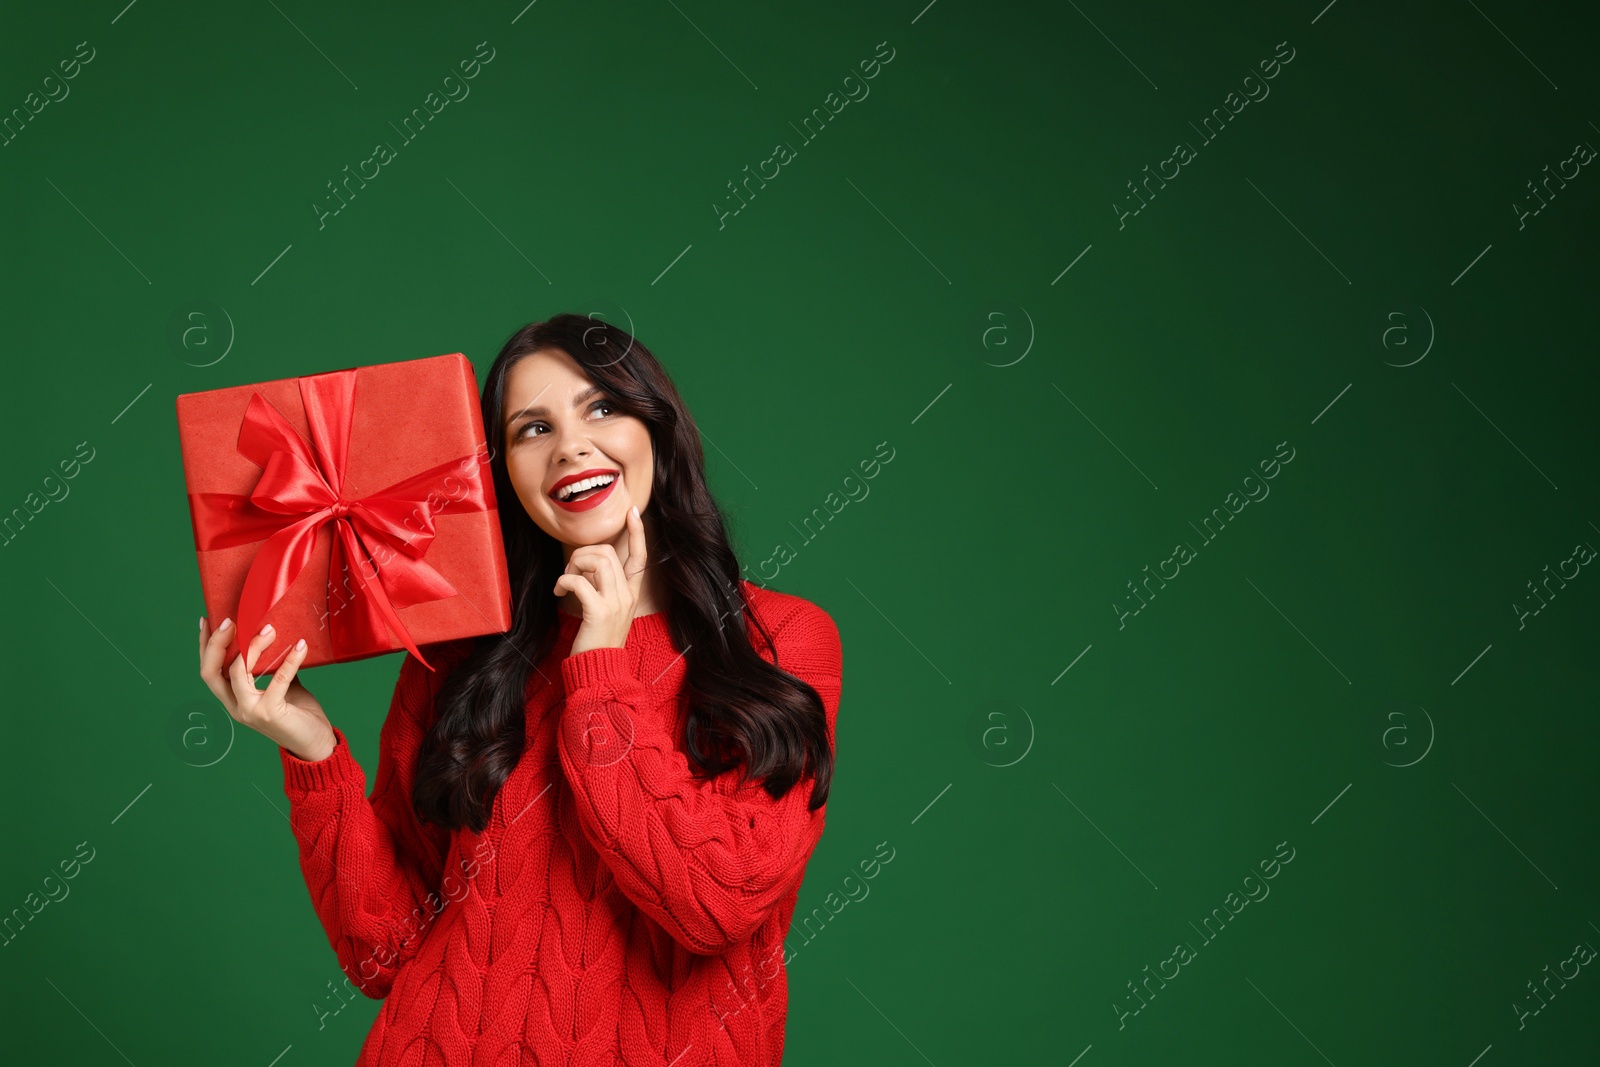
top-left (3, 0), bottom-right (1597, 1063)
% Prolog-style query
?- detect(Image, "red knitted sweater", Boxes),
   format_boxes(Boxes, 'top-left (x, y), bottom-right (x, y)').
top-left (278, 581), bottom-right (842, 1066)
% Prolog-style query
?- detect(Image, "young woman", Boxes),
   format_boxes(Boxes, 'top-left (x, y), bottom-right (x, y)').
top-left (195, 314), bottom-right (842, 1066)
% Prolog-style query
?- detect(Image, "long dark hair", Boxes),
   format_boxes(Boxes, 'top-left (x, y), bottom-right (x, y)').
top-left (412, 314), bottom-right (833, 834)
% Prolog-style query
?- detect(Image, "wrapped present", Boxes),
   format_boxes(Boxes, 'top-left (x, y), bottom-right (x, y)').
top-left (176, 353), bottom-right (511, 671)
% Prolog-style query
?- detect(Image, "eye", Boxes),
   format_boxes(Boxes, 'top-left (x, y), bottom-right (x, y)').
top-left (513, 399), bottom-right (617, 440)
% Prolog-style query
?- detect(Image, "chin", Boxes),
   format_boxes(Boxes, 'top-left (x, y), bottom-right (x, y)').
top-left (553, 512), bottom-right (623, 541)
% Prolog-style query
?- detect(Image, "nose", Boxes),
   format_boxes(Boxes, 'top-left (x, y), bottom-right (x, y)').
top-left (550, 420), bottom-right (594, 466)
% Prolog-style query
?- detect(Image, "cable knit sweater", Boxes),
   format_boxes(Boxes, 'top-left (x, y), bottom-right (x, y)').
top-left (278, 581), bottom-right (842, 1066)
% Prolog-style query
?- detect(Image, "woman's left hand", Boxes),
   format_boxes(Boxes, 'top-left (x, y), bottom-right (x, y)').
top-left (556, 504), bottom-right (650, 655)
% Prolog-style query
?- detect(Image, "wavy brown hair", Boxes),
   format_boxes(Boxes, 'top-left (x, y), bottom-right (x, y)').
top-left (412, 314), bottom-right (833, 834)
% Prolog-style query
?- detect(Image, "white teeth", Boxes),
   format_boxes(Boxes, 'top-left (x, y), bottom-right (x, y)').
top-left (556, 474), bottom-right (616, 500)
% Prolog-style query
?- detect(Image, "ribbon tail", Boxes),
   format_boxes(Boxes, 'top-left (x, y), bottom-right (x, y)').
top-left (328, 520), bottom-right (434, 670)
top-left (235, 512), bottom-right (329, 656)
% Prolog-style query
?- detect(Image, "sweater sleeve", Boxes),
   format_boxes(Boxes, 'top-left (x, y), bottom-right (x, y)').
top-left (555, 599), bottom-right (843, 956)
top-left (278, 645), bottom-right (463, 999)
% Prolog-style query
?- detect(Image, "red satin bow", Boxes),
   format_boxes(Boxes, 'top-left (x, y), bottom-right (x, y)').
top-left (189, 367), bottom-right (492, 670)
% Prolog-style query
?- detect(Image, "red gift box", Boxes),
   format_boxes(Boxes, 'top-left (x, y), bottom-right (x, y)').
top-left (176, 353), bottom-right (512, 672)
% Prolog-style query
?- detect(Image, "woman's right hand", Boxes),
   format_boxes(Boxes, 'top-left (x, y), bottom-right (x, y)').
top-left (198, 617), bottom-right (335, 762)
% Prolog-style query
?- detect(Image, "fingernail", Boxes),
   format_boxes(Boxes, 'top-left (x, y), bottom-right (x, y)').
top-left (294, 638), bottom-right (306, 651)
top-left (199, 616), bottom-right (205, 630)
top-left (219, 618), bottom-right (233, 631)
top-left (260, 623), bottom-right (274, 635)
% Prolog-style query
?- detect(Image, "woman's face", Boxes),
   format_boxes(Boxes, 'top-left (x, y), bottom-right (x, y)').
top-left (501, 348), bottom-right (654, 552)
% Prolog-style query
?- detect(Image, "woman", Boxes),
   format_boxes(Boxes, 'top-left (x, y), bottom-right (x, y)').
top-left (196, 314), bottom-right (842, 1066)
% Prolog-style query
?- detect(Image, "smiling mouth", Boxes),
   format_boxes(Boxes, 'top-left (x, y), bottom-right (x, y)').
top-left (550, 471), bottom-right (620, 511)
top-left (553, 473), bottom-right (616, 500)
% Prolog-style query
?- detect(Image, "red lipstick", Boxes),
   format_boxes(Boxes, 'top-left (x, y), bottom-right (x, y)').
top-left (548, 468), bottom-right (620, 512)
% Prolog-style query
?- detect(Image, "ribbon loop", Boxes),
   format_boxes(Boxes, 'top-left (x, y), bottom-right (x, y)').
top-left (251, 450), bottom-right (338, 515)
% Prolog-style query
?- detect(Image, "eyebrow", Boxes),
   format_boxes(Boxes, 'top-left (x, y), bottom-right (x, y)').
top-left (505, 384), bottom-right (602, 428)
